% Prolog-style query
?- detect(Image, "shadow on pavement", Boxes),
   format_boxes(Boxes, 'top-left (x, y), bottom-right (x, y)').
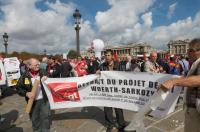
top-left (0, 110), bottom-right (23, 132)
top-left (53, 106), bottom-right (106, 126)
top-left (0, 86), bottom-right (17, 99)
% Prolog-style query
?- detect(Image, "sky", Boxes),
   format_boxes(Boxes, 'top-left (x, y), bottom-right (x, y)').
top-left (0, 0), bottom-right (200, 54)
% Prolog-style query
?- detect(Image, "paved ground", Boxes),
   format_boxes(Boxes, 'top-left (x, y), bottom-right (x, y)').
top-left (0, 88), bottom-right (184, 132)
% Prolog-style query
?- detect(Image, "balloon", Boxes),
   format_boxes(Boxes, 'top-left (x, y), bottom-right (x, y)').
top-left (92, 39), bottom-right (105, 52)
top-left (92, 39), bottom-right (105, 58)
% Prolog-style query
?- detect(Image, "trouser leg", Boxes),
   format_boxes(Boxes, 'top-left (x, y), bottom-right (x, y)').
top-left (184, 108), bottom-right (200, 132)
top-left (30, 100), bottom-right (42, 132)
top-left (40, 100), bottom-right (51, 132)
top-left (115, 108), bottom-right (125, 127)
top-left (104, 107), bottom-right (115, 126)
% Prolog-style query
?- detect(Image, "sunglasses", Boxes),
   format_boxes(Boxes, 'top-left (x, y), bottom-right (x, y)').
top-left (187, 48), bottom-right (200, 53)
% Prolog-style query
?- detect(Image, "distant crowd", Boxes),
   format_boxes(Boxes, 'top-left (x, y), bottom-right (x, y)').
top-left (18, 51), bottom-right (190, 79)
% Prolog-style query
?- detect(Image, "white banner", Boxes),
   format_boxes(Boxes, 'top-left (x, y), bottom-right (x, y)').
top-left (0, 60), bottom-right (6, 86)
top-left (3, 57), bottom-right (21, 86)
top-left (43, 71), bottom-right (182, 118)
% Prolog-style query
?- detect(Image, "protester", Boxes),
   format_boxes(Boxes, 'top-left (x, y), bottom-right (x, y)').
top-left (125, 55), bottom-right (132, 71)
top-left (119, 57), bottom-right (126, 71)
top-left (168, 56), bottom-right (181, 75)
top-left (130, 58), bottom-right (141, 72)
top-left (16, 58), bottom-right (51, 132)
top-left (60, 58), bottom-right (72, 77)
top-left (47, 56), bottom-right (61, 78)
top-left (160, 38), bottom-right (200, 132)
top-left (144, 51), bottom-right (163, 73)
top-left (87, 54), bottom-right (100, 74)
top-left (178, 55), bottom-right (189, 75)
top-left (40, 57), bottom-right (48, 74)
top-left (100, 49), bottom-right (127, 132)
top-left (157, 54), bottom-right (169, 73)
top-left (68, 58), bottom-right (78, 77)
top-left (46, 56), bottom-right (54, 76)
top-left (19, 59), bottom-right (28, 75)
top-left (75, 56), bottom-right (88, 76)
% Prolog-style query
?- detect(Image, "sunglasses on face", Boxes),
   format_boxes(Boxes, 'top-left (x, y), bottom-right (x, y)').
top-left (187, 48), bottom-right (200, 53)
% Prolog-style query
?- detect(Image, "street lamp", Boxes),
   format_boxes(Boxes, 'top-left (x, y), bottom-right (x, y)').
top-left (44, 49), bottom-right (47, 55)
top-left (73, 9), bottom-right (81, 55)
top-left (3, 32), bottom-right (8, 57)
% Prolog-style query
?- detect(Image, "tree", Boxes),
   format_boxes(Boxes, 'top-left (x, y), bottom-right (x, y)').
top-left (67, 50), bottom-right (78, 59)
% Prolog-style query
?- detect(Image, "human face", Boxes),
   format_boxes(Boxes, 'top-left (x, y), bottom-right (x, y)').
top-left (105, 52), bottom-right (113, 62)
top-left (127, 55), bottom-right (132, 62)
top-left (90, 56), bottom-right (95, 61)
top-left (30, 59), bottom-right (40, 72)
top-left (150, 52), bottom-right (157, 62)
top-left (187, 45), bottom-right (200, 62)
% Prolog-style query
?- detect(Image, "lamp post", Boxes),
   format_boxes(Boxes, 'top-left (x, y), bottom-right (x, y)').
top-left (43, 49), bottom-right (47, 55)
top-left (73, 9), bottom-right (81, 55)
top-left (3, 33), bottom-right (8, 57)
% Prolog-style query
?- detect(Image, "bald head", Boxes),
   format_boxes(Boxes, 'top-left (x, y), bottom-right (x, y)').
top-left (28, 58), bottom-right (40, 71)
top-left (150, 51), bottom-right (157, 62)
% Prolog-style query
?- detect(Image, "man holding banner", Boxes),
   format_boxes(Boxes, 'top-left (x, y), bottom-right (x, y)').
top-left (160, 38), bottom-right (200, 132)
top-left (100, 49), bottom-right (127, 132)
top-left (16, 58), bottom-right (51, 132)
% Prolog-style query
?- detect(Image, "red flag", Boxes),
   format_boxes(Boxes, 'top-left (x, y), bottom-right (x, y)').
top-left (47, 82), bottom-right (80, 102)
top-left (113, 52), bottom-right (118, 61)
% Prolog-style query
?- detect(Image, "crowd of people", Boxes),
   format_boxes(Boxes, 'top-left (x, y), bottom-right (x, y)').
top-left (1, 38), bottom-right (200, 132)
top-left (18, 50), bottom-right (190, 80)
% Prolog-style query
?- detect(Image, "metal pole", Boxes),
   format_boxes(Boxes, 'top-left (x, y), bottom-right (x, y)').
top-left (75, 25), bottom-right (80, 55)
top-left (4, 42), bottom-right (8, 57)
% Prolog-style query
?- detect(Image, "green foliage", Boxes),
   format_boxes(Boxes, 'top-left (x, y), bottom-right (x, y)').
top-left (67, 50), bottom-right (78, 59)
top-left (0, 51), bottom-right (45, 61)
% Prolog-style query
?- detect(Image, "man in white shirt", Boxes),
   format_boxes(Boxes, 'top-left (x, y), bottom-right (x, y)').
top-left (144, 52), bottom-right (161, 73)
top-left (16, 58), bottom-right (51, 132)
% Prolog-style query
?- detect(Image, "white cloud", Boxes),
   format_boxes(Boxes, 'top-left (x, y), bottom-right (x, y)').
top-left (46, 0), bottom-right (74, 17)
top-left (95, 0), bottom-right (200, 50)
top-left (96, 0), bottom-right (155, 33)
top-left (0, 0), bottom-right (199, 54)
top-left (167, 2), bottom-right (177, 19)
top-left (142, 14), bottom-right (200, 49)
top-left (141, 12), bottom-right (152, 28)
top-left (0, 0), bottom-right (94, 54)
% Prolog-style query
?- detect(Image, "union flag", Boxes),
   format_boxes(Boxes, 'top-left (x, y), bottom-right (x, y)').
top-left (47, 82), bottom-right (80, 102)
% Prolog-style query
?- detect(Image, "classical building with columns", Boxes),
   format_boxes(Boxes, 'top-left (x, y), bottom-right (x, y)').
top-left (82, 39), bottom-right (190, 59)
top-left (168, 39), bottom-right (190, 56)
top-left (102, 42), bottom-right (153, 58)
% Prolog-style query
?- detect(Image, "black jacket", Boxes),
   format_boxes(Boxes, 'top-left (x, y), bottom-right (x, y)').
top-left (16, 70), bottom-right (48, 102)
top-left (100, 61), bottom-right (120, 71)
top-left (60, 61), bottom-right (72, 77)
top-left (87, 60), bottom-right (100, 74)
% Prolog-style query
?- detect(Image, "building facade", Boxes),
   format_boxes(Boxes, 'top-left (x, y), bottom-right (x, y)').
top-left (102, 42), bottom-right (152, 58)
top-left (81, 39), bottom-right (190, 59)
top-left (168, 39), bottom-right (190, 56)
